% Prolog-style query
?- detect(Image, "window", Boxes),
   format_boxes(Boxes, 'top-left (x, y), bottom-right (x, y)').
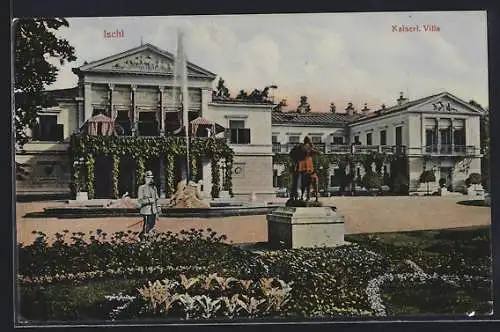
top-left (138, 112), bottom-right (159, 136)
top-left (395, 127), bottom-right (402, 146)
top-left (453, 128), bottom-right (466, 148)
top-left (288, 135), bottom-right (300, 144)
top-left (380, 130), bottom-right (387, 146)
top-left (272, 135), bottom-right (278, 143)
top-left (228, 120), bottom-right (250, 144)
top-left (92, 108), bottom-right (108, 116)
top-left (425, 128), bottom-right (438, 151)
top-left (33, 115), bottom-right (63, 141)
top-left (332, 136), bottom-right (344, 145)
top-left (311, 136), bottom-right (322, 144)
top-left (115, 110), bottom-right (132, 136)
top-left (354, 135), bottom-right (360, 144)
top-left (366, 133), bottom-right (373, 146)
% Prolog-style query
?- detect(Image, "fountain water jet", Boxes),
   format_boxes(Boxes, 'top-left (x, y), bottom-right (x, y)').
top-left (174, 30), bottom-right (190, 181)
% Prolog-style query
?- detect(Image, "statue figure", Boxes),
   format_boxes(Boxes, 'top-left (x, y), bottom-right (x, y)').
top-left (288, 136), bottom-right (320, 203)
top-left (168, 179), bottom-right (209, 208)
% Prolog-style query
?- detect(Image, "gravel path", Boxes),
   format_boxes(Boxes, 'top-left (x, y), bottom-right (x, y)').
top-left (16, 196), bottom-right (491, 245)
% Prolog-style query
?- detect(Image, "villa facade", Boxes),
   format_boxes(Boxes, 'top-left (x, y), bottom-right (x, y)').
top-left (15, 43), bottom-right (485, 200)
top-left (15, 43), bottom-right (275, 202)
top-left (272, 92), bottom-right (485, 195)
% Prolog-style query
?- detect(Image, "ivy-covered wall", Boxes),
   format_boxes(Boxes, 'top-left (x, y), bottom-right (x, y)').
top-left (273, 151), bottom-right (406, 193)
top-left (68, 134), bottom-right (234, 199)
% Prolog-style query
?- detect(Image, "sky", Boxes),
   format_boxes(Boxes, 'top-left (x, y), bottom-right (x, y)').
top-left (44, 11), bottom-right (489, 112)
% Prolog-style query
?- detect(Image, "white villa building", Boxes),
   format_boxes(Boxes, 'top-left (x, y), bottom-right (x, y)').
top-left (15, 43), bottom-right (485, 200)
top-left (15, 43), bottom-right (275, 202)
top-left (272, 92), bottom-right (484, 195)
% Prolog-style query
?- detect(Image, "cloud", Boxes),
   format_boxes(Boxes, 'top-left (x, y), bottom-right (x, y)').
top-left (38, 12), bottom-right (488, 111)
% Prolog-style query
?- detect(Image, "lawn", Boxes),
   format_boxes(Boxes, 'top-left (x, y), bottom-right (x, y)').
top-left (16, 226), bottom-right (492, 323)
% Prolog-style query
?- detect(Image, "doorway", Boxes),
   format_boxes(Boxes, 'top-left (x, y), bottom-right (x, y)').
top-left (94, 155), bottom-right (113, 198)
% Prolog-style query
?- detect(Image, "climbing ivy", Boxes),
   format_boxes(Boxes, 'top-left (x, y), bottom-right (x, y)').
top-left (86, 155), bottom-right (95, 199)
top-left (112, 155), bottom-right (120, 198)
top-left (211, 159), bottom-right (221, 198)
top-left (69, 134), bottom-right (234, 199)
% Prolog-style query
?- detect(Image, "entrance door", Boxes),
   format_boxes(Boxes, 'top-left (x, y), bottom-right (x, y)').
top-left (439, 167), bottom-right (453, 188)
top-left (94, 155), bottom-right (113, 198)
top-left (119, 157), bottom-right (136, 198)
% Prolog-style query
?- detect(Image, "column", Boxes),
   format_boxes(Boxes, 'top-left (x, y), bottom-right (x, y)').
top-left (200, 88), bottom-right (212, 118)
top-left (77, 101), bottom-right (84, 129)
top-left (421, 114), bottom-right (425, 153)
top-left (108, 84), bottom-right (116, 120)
top-left (131, 85), bottom-right (137, 136)
top-left (437, 118), bottom-right (441, 153)
top-left (450, 118), bottom-right (455, 153)
top-left (84, 82), bottom-right (93, 122)
top-left (159, 86), bottom-right (165, 136)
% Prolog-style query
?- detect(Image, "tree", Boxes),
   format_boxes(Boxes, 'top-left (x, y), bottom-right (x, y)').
top-left (273, 99), bottom-right (287, 112)
top-left (419, 170), bottom-right (436, 195)
top-left (236, 90), bottom-right (248, 99)
top-left (14, 18), bottom-right (77, 148)
top-left (296, 96), bottom-right (311, 113)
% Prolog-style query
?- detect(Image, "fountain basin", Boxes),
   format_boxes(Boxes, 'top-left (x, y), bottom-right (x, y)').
top-left (23, 205), bottom-right (276, 219)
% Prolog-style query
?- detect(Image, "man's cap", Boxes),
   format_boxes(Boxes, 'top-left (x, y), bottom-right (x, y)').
top-left (145, 170), bottom-right (154, 177)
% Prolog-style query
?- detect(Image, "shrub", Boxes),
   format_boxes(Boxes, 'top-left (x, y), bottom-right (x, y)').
top-left (468, 173), bottom-right (482, 185)
top-left (362, 172), bottom-right (382, 191)
top-left (419, 170), bottom-right (436, 195)
top-left (391, 173), bottom-right (408, 194)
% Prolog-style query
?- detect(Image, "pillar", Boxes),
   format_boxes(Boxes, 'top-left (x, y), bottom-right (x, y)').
top-left (159, 86), bottom-right (165, 136)
top-left (200, 88), bottom-right (212, 118)
top-left (450, 118), bottom-right (455, 153)
top-left (108, 84), bottom-right (116, 120)
top-left (131, 85), bottom-right (137, 136)
top-left (84, 82), bottom-right (93, 122)
top-left (437, 118), bottom-right (441, 152)
top-left (421, 114), bottom-right (425, 153)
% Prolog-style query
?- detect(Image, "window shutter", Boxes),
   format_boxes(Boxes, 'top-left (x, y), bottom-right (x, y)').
top-left (56, 124), bottom-right (64, 141)
top-left (230, 128), bottom-right (238, 143)
top-left (241, 128), bottom-right (251, 144)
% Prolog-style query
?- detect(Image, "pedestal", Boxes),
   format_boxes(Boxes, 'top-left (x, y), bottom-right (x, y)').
top-left (76, 191), bottom-right (88, 201)
top-left (267, 206), bottom-right (345, 249)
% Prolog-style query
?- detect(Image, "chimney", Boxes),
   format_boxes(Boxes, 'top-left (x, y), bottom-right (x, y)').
top-left (397, 91), bottom-right (408, 105)
top-left (361, 103), bottom-right (370, 114)
top-left (345, 102), bottom-right (355, 116)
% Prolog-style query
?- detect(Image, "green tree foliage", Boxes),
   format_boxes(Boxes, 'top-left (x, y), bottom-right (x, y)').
top-left (14, 18), bottom-right (77, 148)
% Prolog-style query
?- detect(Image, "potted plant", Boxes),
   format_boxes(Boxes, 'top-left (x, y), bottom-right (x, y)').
top-left (467, 173), bottom-right (484, 197)
top-left (419, 170), bottom-right (436, 196)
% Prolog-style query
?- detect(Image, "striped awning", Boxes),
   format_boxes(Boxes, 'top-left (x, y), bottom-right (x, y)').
top-left (190, 117), bottom-right (225, 137)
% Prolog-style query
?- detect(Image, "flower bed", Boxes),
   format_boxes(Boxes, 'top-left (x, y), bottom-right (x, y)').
top-left (17, 227), bottom-right (492, 322)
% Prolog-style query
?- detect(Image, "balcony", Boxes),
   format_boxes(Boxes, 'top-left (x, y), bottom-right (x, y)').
top-left (420, 145), bottom-right (479, 156)
top-left (272, 143), bottom-right (407, 155)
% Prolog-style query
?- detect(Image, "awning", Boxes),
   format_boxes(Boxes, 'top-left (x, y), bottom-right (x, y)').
top-left (190, 117), bottom-right (225, 137)
top-left (85, 114), bottom-right (115, 136)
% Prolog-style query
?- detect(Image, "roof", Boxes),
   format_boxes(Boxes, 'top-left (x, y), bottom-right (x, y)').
top-left (349, 92), bottom-right (443, 123)
top-left (212, 96), bottom-right (275, 105)
top-left (72, 43), bottom-right (217, 79)
top-left (42, 87), bottom-right (79, 101)
top-left (271, 111), bottom-right (355, 126)
top-left (350, 91), bottom-right (484, 124)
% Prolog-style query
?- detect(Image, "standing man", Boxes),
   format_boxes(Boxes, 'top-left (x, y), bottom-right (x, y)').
top-left (137, 170), bottom-right (161, 240)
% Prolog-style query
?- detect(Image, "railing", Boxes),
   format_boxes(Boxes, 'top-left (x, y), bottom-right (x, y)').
top-left (422, 145), bottom-right (479, 156)
top-left (272, 143), bottom-right (408, 155)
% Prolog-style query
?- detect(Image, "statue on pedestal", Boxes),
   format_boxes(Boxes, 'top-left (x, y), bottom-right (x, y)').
top-left (288, 136), bottom-right (321, 206)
